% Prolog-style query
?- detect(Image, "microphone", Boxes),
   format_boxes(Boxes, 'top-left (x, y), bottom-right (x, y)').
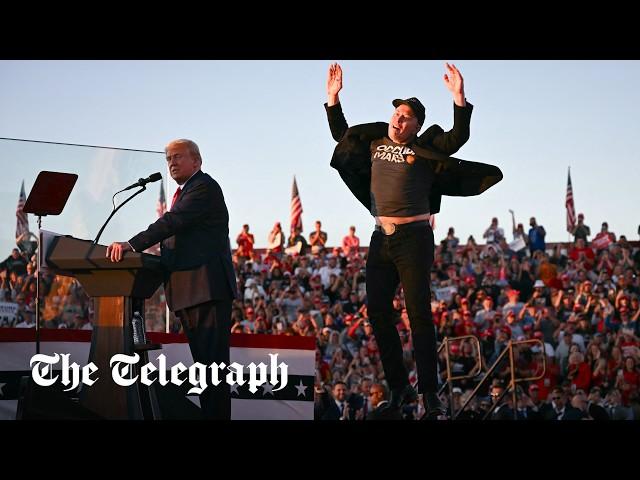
top-left (122, 172), bottom-right (163, 191)
top-left (93, 173), bottom-right (163, 245)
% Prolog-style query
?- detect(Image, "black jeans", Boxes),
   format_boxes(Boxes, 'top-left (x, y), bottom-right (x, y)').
top-left (366, 222), bottom-right (438, 393)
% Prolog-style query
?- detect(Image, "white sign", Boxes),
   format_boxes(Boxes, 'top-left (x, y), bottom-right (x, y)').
top-left (509, 237), bottom-right (527, 252)
top-left (434, 286), bottom-right (458, 302)
top-left (0, 302), bottom-right (18, 326)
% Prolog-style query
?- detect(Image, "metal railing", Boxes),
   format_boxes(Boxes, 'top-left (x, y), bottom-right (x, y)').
top-left (453, 338), bottom-right (546, 420)
top-left (435, 335), bottom-right (484, 418)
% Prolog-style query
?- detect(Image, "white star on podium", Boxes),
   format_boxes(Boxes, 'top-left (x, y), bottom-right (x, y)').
top-left (295, 380), bottom-right (307, 398)
top-left (262, 382), bottom-right (275, 396)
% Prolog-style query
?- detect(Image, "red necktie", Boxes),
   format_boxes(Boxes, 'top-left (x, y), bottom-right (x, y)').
top-left (170, 187), bottom-right (182, 211)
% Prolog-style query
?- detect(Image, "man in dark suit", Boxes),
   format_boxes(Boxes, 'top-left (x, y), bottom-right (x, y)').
top-left (325, 63), bottom-right (502, 420)
top-left (106, 138), bottom-right (238, 420)
top-left (539, 387), bottom-right (586, 420)
top-left (366, 383), bottom-right (402, 420)
top-left (316, 381), bottom-right (360, 420)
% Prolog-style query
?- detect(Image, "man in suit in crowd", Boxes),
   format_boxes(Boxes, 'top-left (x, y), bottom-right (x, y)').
top-left (539, 387), bottom-right (585, 420)
top-left (107, 138), bottom-right (238, 419)
top-left (316, 381), bottom-right (360, 420)
top-left (366, 383), bottom-right (402, 420)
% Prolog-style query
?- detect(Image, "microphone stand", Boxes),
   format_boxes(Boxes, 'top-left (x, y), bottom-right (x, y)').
top-left (93, 186), bottom-right (146, 245)
top-left (36, 215), bottom-right (42, 354)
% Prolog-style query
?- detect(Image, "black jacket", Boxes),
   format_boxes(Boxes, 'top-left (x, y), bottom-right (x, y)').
top-left (316, 390), bottom-right (360, 420)
top-left (539, 403), bottom-right (586, 421)
top-left (366, 400), bottom-right (403, 420)
top-left (128, 170), bottom-right (238, 311)
top-left (325, 102), bottom-right (503, 214)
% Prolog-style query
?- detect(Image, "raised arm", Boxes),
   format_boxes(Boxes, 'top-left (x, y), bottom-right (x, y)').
top-left (443, 62), bottom-right (466, 108)
top-left (325, 62), bottom-right (349, 142)
top-left (327, 62), bottom-right (342, 107)
top-left (417, 63), bottom-right (472, 156)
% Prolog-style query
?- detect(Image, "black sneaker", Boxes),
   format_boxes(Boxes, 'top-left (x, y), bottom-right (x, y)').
top-left (421, 392), bottom-right (446, 420)
top-left (376, 384), bottom-right (418, 415)
top-left (390, 384), bottom-right (419, 408)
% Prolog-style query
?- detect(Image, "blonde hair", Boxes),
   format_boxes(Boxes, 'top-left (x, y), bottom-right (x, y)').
top-left (166, 139), bottom-right (202, 163)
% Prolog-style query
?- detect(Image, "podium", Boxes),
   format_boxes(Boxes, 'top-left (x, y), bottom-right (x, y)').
top-left (45, 234), bottom-right (165, 419)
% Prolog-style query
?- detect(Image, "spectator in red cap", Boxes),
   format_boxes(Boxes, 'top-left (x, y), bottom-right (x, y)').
top-left (503, 288), bottom-right (524, 318)
top-left (464, 275), bottom-right (476, 288)
top-left (528, 383), bottom-right (543, 409)
top-left (240, 306), bottom-right (256, 330)
top-left (592, 222), bottom-right (617, 252)
top-left (480, 328), bottom-right (496, 359)
top-left (474, 296), bottom-right (496, 333)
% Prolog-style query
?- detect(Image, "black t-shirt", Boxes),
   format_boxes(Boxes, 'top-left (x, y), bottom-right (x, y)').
top-left (369, 137), bottom-right (435, 217)
top-left (573, 224), bottom-right (590, 241)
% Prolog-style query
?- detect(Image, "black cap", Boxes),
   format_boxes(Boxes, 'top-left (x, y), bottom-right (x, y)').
top-left (392, 97), bottom-right (425, 125)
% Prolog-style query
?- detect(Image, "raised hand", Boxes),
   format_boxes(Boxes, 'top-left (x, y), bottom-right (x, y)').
top-left (443, 62), bottom-right (466, 106)
top-left (327, 62), bottom-right (343, 106)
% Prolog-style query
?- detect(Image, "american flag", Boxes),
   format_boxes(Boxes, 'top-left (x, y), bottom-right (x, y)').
top-left (156, 181), bottom-right (167, 218)
top-left (290, 176), bottom-right (303, 233)
top-left (16, 180), bottom-right (29, 240)
top-left (565, 167), bottom-right (576, 233)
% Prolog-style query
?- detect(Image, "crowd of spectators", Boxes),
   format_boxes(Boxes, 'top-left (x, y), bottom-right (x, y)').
top-left (3, 214), bottom-right (640, 420)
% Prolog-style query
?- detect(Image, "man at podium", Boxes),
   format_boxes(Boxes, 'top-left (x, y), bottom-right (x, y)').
top-left (106, 138), bottom-right (238, 420)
